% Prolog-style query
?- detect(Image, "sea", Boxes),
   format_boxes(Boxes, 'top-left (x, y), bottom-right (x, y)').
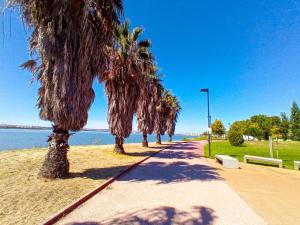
top-left (0, 128), bottom-right (192, 151)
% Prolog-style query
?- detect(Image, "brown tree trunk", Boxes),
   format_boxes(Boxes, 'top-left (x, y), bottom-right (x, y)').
top-left (114, 136), bottom-right (125, 154)
top-left (142, 132), bottom-right (148, 147)
top-left (156, 133), bottom-right (162, 145)
top-left (39, 126), bottom-right (70, 179)
top-left (168, 135), bottom-right (173, 142)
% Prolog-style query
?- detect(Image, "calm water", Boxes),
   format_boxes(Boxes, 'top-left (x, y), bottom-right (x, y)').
top-left (0, 129), bottom-right (192, 151)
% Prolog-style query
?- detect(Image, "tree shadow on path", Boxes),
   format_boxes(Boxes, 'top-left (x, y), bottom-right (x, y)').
top-left (65, 206), bottom-right (217, 225)
top-left (118, 161), bottom-right (222, 184)
top-left (71, 142), bottom-right (221, 183)
top-left (70, 160), bottom-right (221, 183)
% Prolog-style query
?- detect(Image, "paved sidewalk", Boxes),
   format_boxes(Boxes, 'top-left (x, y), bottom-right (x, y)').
top-left (57, 141), bottom-right (265, 225)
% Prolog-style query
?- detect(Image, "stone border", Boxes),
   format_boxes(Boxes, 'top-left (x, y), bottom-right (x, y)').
top-left (42, 145), bottom-right (171, 225)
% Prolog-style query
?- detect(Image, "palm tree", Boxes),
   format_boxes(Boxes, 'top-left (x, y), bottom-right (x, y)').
top-left (101, 21), bottom-right (149, 154)
top-left (166, 95), bottom-right (181, 142)
top-left (137, 73), bottom-right (162, 147)
top-left (9, 0), bottom-right (122, 178)
top-left (154, 88), bottom-right (171, 144)
top-left (135, 41), bottom-right (161, 147)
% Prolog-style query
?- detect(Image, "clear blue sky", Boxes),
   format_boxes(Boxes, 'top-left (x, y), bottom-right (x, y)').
top-left (1, 0), bottom-right (300, 133)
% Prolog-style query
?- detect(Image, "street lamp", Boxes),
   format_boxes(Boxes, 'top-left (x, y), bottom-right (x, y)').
top-left (201, 88), bottom-right (211, 157)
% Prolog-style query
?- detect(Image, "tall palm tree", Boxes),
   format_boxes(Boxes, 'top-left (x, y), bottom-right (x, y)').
top-left (137, 73), bottom-right (162, 147)
top-left (101, 21), bottom-right (149, 154)
top-left (166, 95), bottom-right (181, 142)
top-left (154, 88), bottom-right (171, 144)
top-left (9, 0), bottom-right (122, 178)
top-left (135, 41), bottom-right (162, 147)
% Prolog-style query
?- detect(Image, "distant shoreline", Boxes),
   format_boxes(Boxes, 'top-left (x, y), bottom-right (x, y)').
top-left (0, 126), bottom-right (195, 136)
top-left (0, 125), bottom-right (109, 132)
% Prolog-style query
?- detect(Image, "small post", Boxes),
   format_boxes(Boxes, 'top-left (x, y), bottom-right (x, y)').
top-left (269, 136), bottom-right (273, 158)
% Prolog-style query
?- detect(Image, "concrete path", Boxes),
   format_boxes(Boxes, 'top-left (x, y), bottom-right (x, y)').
top-left (57, 141), bottom-right (266, 225)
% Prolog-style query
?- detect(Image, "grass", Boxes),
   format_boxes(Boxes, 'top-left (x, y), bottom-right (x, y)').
top-left (182, 136), bottom-right (207, 141)
top-left (204, 140), bottom-right (300, 169)
top-left (0, 143), bottom-right (170, 225)
top-left (182, 136), bottom-right (225, 141)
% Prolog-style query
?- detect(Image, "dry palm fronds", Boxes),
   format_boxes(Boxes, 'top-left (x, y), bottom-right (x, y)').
top-left (166, 95), bottom-right (181, 139)
top-left (154, 87), bottom-right (170, 136)
top-left (9, 0), bottom-right (122, 131)
top-left (8, 0), bottom-right (123, 177)
top-left (136, 46), bottom-right (159, 137)
top-left (102, 21), bottom-right (151, 152)
top-left (154, 89), bottom-right (181, 143)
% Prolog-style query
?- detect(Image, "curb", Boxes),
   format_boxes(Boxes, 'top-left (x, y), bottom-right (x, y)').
top-left (42, 144), bottom-right (171, 225)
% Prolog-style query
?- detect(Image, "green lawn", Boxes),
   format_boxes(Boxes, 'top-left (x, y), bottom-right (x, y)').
top-left (204, 141), bottom-right (300, 169)
top-left (183, 136), bottom-right (208, 141)
top-left (183, 136), bottom-right (225, 141)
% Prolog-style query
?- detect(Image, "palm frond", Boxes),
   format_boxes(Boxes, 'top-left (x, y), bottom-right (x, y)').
top-left (132, 27), bottom-right (143, 41)
top-left (138, 39), bottom-right (151, 48)
top-left (9, 0), bottom-right (123, 131)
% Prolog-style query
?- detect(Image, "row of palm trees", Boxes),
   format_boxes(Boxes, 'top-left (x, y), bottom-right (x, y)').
top-left (8, 0), bottom-right (181, 178)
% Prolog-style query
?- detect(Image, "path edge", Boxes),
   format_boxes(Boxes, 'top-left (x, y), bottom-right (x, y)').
top-left (41, 144), bottom-right (173, 225)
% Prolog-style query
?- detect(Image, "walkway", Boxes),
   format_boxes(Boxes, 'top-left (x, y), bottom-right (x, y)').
top-left (57, 141), bottom-right (265, 225)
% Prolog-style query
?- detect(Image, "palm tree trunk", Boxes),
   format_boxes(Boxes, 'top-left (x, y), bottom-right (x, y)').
top-left (142, 132), bottom-right (148, 147)
top-left (168, 135), bottom-right (173, 142)
top-left (39, 126), bottom-right (70, 178)
top-left (156, 133), bottom-right (162, 145)
top-left (114, 136), bottom-right (125, 154)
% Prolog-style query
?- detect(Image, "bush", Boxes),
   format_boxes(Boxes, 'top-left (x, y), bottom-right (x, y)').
top-left (228, 125), bottom-right (244, 146)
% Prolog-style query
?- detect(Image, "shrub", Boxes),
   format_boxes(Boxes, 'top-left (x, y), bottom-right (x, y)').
top-left (228, 124), bottom-right (244, 146)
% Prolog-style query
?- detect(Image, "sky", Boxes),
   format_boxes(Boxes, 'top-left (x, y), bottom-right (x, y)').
top-left (1, 0), bottom-right (300, 134)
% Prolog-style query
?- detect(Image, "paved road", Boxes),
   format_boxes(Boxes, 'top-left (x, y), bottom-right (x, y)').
top-left (57, 141), bottom-right (265, 225)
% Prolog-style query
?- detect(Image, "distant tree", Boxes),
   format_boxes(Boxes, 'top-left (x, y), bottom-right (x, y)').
top-left (270, 116), bottom-right (281, 127)
top-left (250, 115), bottom-right (272, 140)
top-left (154, 88), bottom-right (170, 144)
top-left (290, 102), bottom-right (300, 141)
top-left (201, 131), bottom-right (208, 136)
top-left (211, 119), bottom-right (225, 137)
top-left (271, 125), bottom-right (281, 140)
top-left (245, 123), bottom-right (263, 140)
top-left (228, 123), bottom-right (244, 146)
top-left (166, 94), bottom-right (181, 142)
top-left (280, 112), bottom-right (289, 141)
top-left (231, 120), bottom-right (249, 134)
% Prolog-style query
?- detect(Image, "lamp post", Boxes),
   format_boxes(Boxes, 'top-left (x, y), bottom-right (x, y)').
top-left (201, 88), bottom-right (211, 157)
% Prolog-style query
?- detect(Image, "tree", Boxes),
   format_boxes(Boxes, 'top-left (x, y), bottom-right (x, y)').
top-left (280, 112), bottom-right (289, 141)
top-left (135, 40), bottom-right (162, 147)
top-left (154, 89), bottom-right (170, 144)
top-left (102, 21), bottom-right (149, 153)
top-left (166, 95), bottom-right (181, 142)
top-left (137, 71), bottom-right (161, 147)
top-left (232, 120), bottom-right (249, 135)
top-left (271, 125), bottom-right (281, 140)
top-left (245, 123), bottom-right (263, 140)
top-left (10, 0), bottom-right (122, 178)
top-left (228, 123), bottom-right (244, 146)
top-left (211, 119), bottom-right (225, 137)
top-left (270, 116), bottom-right (281, 127)
top-left (250, 115), bottom-right (272, 140)
top-left (290, 101), bottom-right (300, 141)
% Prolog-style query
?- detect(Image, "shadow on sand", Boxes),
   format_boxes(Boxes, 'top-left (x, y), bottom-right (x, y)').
top-left (64, 206), bottom-right (217, 225)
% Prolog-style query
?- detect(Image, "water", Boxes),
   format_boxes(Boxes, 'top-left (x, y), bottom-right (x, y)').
top-left (0, 128), bottom-right (192, 151)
